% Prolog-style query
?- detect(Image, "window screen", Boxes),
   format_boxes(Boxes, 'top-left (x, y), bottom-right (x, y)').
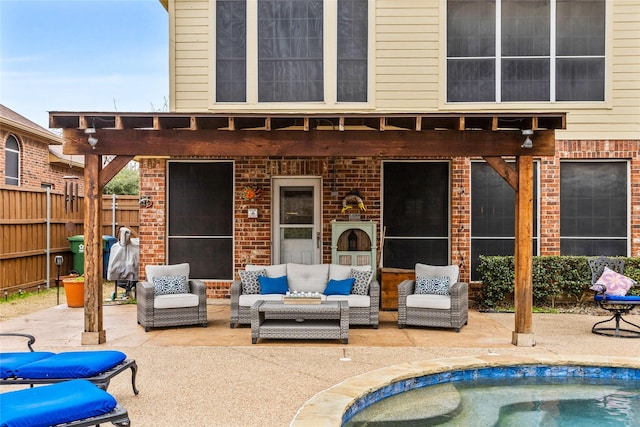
top-left (383, 162), bottom-right (450, 269)
top-left (5, 135), bottom-right (19, 186)
top-left (258, 0), bottom-right (323, 102)
top-left (560, 162), bottom-right (627, 256)
top-left (168, 162), bottom-right (234, 279)
top-left (337, 0), bottom-right (368, 102)
top-left (216, 0), bottom-right (247, 102)
top-left (446, 0), bottom-right (605, 102)
top-left (470, 161), bottom-right (538, 281)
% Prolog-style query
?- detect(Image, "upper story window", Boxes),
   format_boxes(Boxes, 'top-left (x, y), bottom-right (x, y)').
top-left (446, 0), bottom-right (605, 103)
top-left (215, 0), bottom-right (368, 104)
top-left (5, 134), bottom-right (20, 186)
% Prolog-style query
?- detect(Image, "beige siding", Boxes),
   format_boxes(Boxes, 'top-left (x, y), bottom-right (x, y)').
top-left (169, 0), bottom-right (639, 139)
top-left (375, 0), bottom-right (440, 111)
top-left (558, 0), bottom-right (640, 139)
top-left (171, 0), bottom-right (209, 112)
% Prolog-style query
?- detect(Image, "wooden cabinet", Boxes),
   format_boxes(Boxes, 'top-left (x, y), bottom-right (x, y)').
top-left (380, 267), bottom-right (414, 311)
top-left (330, 221), bottom-right (377, 281)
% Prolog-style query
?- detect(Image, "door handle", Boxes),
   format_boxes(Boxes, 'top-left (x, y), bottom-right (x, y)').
top-left (317, 232), bottom-right (320, 249)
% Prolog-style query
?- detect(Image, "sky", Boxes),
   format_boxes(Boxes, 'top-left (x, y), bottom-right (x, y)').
top-left (0, 0), bottom-right (169, 130)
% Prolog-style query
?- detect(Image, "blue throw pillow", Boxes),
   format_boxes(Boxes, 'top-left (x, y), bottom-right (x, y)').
top-left (258, 275), bottom-right (288, 294)
top-left (324, 278), bottom-right (355, 296)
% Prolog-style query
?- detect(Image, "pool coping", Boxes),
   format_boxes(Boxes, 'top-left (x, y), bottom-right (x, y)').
top-left (289, 354), bottom-right (640, 427)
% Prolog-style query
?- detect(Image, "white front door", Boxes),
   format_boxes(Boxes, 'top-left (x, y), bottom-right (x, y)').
top-left (272, 177), bottom-right (322, 264)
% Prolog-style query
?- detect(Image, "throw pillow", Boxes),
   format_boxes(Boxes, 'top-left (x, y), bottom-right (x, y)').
top-left (350, 269), bottom-right (372, 295)
top-left (324, 278), bottom-right (355, 296)
top-left (596, 267), bottom-right (636, 296)
top-left (415, 276), bottom-right (450, 296)
top-left (153, 275), bottom-right (189, 296)
top-left (239, 269), bottom-right (266, 294)
top-left (258, 275), bottom-right (289, 295)
top-left (415, 263), bottom-right (459, 287)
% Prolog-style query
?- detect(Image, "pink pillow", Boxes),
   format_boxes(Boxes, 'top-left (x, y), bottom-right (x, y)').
top-left (595, 267), bottom-right (636, 296)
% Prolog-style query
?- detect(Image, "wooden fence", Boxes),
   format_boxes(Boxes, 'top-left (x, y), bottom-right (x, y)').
top-left (0, 186), bottom-right (139, 295)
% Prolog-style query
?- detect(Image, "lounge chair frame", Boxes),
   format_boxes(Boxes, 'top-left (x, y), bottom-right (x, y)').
top-left (0, 333), bottom-right (139, 394)
top-left (54, 404), bottom-right (130, 427)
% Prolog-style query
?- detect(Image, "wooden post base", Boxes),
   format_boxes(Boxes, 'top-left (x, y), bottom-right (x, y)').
top-left (512, 332), bottom-right (535, 347)
top-left (81, 330), bottom-right (107, 345)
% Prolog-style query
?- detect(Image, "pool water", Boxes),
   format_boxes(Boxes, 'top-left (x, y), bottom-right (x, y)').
top-left (344, 377), bottom-right (640, 426)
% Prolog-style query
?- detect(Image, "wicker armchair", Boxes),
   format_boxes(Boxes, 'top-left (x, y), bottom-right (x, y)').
top-left (397, 263), bottom-right (468, 332)
top-left (137, 263), bottom-right (208, 332)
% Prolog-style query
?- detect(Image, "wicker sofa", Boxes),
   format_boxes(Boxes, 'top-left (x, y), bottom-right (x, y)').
top-left (397, 263), bottom-right (468, 332)
top-left (137, 263), bottom-right (208, 332)
top-left (230, 263), bottom-right (379, 329)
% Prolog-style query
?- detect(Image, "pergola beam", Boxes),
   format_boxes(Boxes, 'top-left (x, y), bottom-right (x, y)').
top-left (60, 128), bottom-right (556, 157)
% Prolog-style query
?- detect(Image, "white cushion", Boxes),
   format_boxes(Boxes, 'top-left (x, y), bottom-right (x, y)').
top-left (406, 294), bottom-right (451, 310)
top-left (246, 264), bottom-right (287, 278)
top-left (146, 263), bottom-right (190, 283)
top-left (154, 293), bottom-right (199, 309)
top-left (329, 264), bottom-right (372, 283)
top-left (287, 263), bottom-right (329, 293)
top-left (238, 294), bottom-right (287, 307)
top-left (326, 294), bottom-right (370, 308)
top-left (415, 263), bottom-right (459, 287)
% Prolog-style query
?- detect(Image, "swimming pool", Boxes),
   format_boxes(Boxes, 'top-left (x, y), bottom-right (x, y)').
top-left (290, 355), bottom-right (640, 426)
top-left (343, 366), bottom-right (640, 426)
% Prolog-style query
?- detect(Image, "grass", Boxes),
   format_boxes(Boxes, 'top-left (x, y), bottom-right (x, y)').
top-left (0, 287), bottom-right (56, 304)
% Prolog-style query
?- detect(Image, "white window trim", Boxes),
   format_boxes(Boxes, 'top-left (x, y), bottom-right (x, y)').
top-left (209, 0), bottom-right (375, 111)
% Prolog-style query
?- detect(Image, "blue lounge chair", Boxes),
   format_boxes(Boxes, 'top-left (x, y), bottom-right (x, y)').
top-left (0, 379), bottom-right (130, 427)
top-left (0, 333), bottom-right (138, 394)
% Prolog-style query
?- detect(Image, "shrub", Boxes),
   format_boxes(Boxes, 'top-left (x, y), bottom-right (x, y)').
top-left (476, 256), bottom-right (640, 309)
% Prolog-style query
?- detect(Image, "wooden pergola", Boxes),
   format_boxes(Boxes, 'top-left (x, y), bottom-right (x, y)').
top-left (50, 111), bottom-right (566, 346)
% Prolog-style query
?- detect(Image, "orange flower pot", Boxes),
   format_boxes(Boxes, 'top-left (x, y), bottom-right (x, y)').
top-left (63, 277), bottom-right (85, 308)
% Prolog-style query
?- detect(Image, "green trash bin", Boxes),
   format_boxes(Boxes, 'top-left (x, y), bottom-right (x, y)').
top-left (68, 235), bottom-right (118, 276)
top-left (68, 235), bottom-right (85, 274)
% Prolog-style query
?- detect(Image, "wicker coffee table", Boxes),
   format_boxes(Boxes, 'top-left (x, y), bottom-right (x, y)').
top-left (251, 300), bottom-right (349, 344)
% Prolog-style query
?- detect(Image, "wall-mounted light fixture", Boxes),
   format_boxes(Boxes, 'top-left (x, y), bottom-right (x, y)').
top-left (85, 126), bottom-right (98, 149)
top-left (521, 129), bottom-right (534, 148)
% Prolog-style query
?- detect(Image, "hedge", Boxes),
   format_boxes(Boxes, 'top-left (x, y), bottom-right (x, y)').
top-left (476, 256), bottom-right (640, 309)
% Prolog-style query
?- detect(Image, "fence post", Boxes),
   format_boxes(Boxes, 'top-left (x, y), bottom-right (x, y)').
top-left (46, 187), bottom-right (51, 289)
top-left (111, 194), bottom-right (117, 237)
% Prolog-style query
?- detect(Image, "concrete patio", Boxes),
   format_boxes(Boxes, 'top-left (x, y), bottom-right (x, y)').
top-left (1, 301), bottom-right (639, 426)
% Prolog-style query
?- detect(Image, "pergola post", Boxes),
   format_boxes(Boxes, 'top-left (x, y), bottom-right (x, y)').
top-left (81, 154), bottom-right (106, 345)
top-left (512, 155), bottom-right (535, 346)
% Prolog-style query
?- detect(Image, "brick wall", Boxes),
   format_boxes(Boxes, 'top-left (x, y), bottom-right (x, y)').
top-left (138, 138), bottom-right (639, 298)
top-left (0, 130), bottom-right (83, 192)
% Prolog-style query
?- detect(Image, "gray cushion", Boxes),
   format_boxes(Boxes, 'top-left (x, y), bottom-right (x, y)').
top-left (154, 293), bottom-right (199, 309)
top-left (246, 264), bottom-right (287, 278)
top-left (329, 264), bottom-right (372, 282)
top-left (287, 263), bottom-right (329, 293)
top-left (415, 263), bottom-right (459, 287)
top-left (146, 263), bottom-right (190, 283)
